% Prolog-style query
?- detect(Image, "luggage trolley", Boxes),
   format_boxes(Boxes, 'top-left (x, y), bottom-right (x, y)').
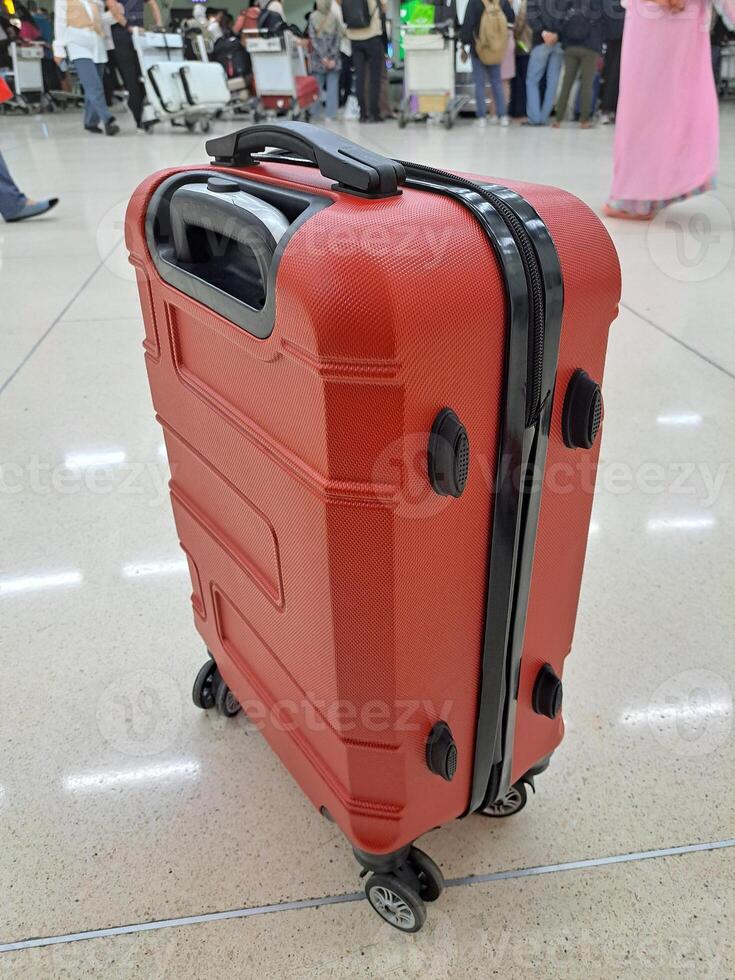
top-left (243, 29), bottom-right (318, 121)
top-left (2, 42), bottom-right (45, 113)
top-left (133, 29), bottom-right (229, 133)
top-left (398, 23), bottom-right (466, 129)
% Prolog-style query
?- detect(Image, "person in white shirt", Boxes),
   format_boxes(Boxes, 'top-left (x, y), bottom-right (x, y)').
top-left (53, 0), bottom-right (119, 134)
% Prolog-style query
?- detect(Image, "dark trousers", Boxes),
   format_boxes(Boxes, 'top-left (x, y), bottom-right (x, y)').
top-left (111, 24), bottom-right (145, 125)
top-left (509, 52), bottom-right (529, 117)
top-left (351, 35), bottom-right (383, 120)
top-left (339, 52), bottom-right (353, 107)
top-left (555, 45), bottom-right (597, 123)
top-left (600, 37), bottom-right (621, 113)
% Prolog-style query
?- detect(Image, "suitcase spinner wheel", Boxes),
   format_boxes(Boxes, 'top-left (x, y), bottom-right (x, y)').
top-left (192, 655), bottom-right (241, 717)
top-left (479, 779), bottom-right (528, 817)
top-left (362, 846), bottom-right (444, 932)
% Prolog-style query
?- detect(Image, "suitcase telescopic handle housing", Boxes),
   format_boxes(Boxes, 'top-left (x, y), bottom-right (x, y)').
top-left (205, 121), bottom-right (406, 198)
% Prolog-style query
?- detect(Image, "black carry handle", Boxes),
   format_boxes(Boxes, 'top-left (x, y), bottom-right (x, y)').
top-left (205, 122), bottom-right (405, 198)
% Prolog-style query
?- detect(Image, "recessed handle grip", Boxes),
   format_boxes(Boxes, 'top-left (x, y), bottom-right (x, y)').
top-left (205, 121), bottom-right (405, 198)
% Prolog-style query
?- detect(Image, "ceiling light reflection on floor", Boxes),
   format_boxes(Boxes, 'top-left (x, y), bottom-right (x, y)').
top-left (0, 570), bottom-right (83, 596)
top-left (656, 414), bottom-right (703, 427)
top-left (646, 516), bottom-right (716, 532)
top-left (121, 558), bottom-right (188, 578)
top-left (64, 450), bottom-right (127, 469)
top-left (64, 760), bottom-right (201, 793)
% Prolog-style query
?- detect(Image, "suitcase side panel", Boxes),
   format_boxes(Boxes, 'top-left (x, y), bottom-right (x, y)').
top-left (127, 169), bottom-right (508, 853)
top-left (497, 183), bottom-right (621, 783)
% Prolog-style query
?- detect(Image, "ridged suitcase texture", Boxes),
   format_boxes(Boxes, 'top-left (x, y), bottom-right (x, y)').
top-left (125, 148), bottom-right (621, 861)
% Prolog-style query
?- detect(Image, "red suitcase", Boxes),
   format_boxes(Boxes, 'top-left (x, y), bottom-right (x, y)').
top-left (125, 123), bottom-right (621, 932)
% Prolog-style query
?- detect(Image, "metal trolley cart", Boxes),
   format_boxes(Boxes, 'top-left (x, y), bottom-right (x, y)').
top-left (243, 29), bottom-right (318, 121)
top-left (398, 23), bottom-right (467, 129)
top-left (1, 42), bottom-right (45, 113)
top-left (133, 30), bottom-right (230, 133)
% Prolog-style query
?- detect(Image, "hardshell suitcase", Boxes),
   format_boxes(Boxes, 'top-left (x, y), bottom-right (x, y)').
top-left (178, 61), bottom-right (231, 110)
top-left (144, 62), bottom-right (186, 115)
top-left (125, 123), bottom-right (621, 932)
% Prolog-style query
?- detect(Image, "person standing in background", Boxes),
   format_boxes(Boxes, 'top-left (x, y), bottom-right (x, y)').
top-left (308, 0), bottom-right (343, 120)
top-left (107, 0), bottom-right (162, 129)
top-left (461, 0), bottom-right (516, 127)
top-left (605, 0), bottom-right (733, 219)
top-left (343, 0), bottom-right (386, 121)
top-left (552, 0), bottom-right (602, 127)
top-left (524, 0), bottom-right (562, 124)
top-left (599, 0), bottom-right (624, 123)
top-left (53, 0), bottom-right (120, 134)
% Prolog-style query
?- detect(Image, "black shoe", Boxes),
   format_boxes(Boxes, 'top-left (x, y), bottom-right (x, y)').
top-left (105, 120), bottom-right (120, 136)
top-left (359, 114), bottom-right (368, 122)
top-left (85, 125), bottom-right (102, 133)
top-left (366, 115), bottom-right (384, 123)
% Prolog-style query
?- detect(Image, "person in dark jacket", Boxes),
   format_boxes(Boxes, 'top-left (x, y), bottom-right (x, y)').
top-left (552, 0), bottom-right (602, 127)
top-left (525, 0), bottom-right (563, 125)
top-left (460, 0), bottom-right (515, 125)
top-left (600, 0), bottom-right (624, 122)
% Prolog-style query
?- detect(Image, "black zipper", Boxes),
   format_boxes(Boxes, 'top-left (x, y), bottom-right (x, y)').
top-left (398, 161), bottom-right (546, 428)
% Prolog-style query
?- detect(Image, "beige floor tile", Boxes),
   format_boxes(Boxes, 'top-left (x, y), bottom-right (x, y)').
top-left (2, 848), bottom-right (732, 979)
top-left (1, 102), bottom-right (733, 959)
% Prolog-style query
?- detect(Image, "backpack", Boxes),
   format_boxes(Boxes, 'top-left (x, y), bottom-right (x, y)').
top-left (258, 1), bottom-right (285, 33)
top-left (475, 0), bottom-right (508, 65)
top-left (341, 0), bottom-right (372, 30)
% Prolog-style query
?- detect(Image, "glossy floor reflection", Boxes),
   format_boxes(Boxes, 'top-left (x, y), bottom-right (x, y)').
top-left (0, 107), bottom-right (733, 977)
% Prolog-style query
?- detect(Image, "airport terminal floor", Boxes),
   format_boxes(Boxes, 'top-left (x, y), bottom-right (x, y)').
top-left (1, 109), bottom-right (734, 976)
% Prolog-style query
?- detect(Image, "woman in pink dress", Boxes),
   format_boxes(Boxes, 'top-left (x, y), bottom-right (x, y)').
top-left (605, 0), bottom-right (733, 220)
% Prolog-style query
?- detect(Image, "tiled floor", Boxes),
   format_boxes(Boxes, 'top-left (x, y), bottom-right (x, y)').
top-left (1, 108), bottom-right (733, 978)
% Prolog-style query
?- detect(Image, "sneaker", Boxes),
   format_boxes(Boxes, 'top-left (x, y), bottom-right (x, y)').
top-left (474, 116), bottom-right (488, 128)
top-left (499, 115), bottom-right (510, 127)
top-left (105, 120), bottom-right (120, 136)
top-left (84, 125), bottom-right (102, 134)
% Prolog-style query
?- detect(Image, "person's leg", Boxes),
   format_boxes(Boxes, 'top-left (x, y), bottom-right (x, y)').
top-left (366, 35), bottom-right (383, 119)
top-left (311, 70), bottom-right (325, 118)
top-left (352, 40), bottom-right (369, 119)
top-left (339, 53), bottom-right (352, 107)
top-left (324, 68), bottom-right (339, 119)
top-left (75, 58), bottom-right (113, 128)
top-left (73, 58), bottom-right (100, 127)
top-left (600, 38), bottom-right (621, 114)
top-left (471, 55), bottom-right (488, 118)
top-left (577, 48), bottom-right (596, 123)
top-left (0, 150), bottom-right (27, 220)
top-left (540, 42), bottom-right (563, 121)
top-left (489, 63), bottom-right (507, 118)
top-left (525, 43), bottom-right (548, 124)
top-left (0, 150), bottom-right (58, 223)
top-left (553, 48), bottom-right (579, 124)
top-left (112, 25), bottom-right (145, 126)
